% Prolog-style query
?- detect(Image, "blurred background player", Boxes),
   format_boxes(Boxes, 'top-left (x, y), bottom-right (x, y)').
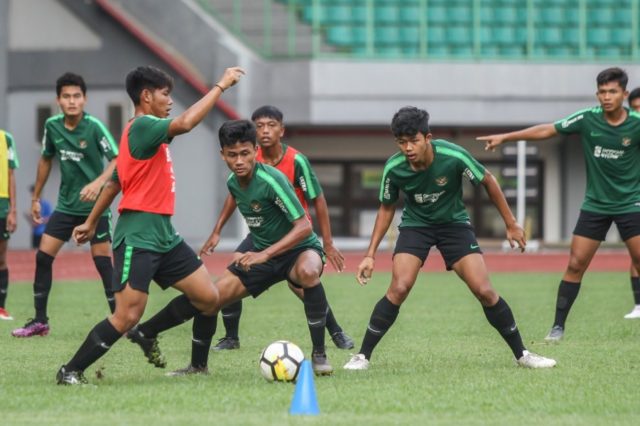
top-left (624, 87), bottom-right (640, 319)
top-left (0, 128), bottom-right (19, 320)
top-left (478, 67), bottom-right (640, 340)
top-left (344, 107), bottom-right (555, 370)
top-left (12, 73), bottom-right (118, 338)
top-left (204, 105), bottom-right (353, 351)
top-left (24, 184), bottom-right (52, 249)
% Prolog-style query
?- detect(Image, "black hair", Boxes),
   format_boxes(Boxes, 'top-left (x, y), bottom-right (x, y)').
top-left (218, 120), bottom-right (257, 149)
top-left (596, 67), bottom-right (628, 90)
top-left (628, 88), bottom-right (640, 107)
top-left (390, 106), bottom-right (430, 138)
top-left (251, 105), bottom-right (284, 122)
top-left (125, 66), bottom-right (174, 105)
top-left (56, 72), bottom-right (86, 97)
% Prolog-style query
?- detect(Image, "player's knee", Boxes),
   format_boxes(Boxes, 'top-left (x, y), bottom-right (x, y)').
top-left (473, 287), bottom-right (498, 305)
top-left (388, 282), bottom-right (412, 303)
top-left (294, 264), bottom-right (321, 285)
top-left (35, 250), bottom-right (55, 268)
top-left (566, 257), bottom-right (587, 276)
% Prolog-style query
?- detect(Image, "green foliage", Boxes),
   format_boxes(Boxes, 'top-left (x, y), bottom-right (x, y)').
top-left (1, 272), bottom-right (637, 425)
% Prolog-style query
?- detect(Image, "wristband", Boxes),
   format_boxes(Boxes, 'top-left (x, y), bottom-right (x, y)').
top-left (214, 83), bottom-right (225, 92)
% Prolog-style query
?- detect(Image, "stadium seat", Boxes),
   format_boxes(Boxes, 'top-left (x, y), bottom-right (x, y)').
top-left (326, 6), bottom-right (352, 24)
top-left (587, 8), bottom-right (613, 25)
top-left (563, 27), bottom-right (581, 45)
top-left (494, 7), bottom-right (518, 24)
top-left (352, 26), bottom-right (369, 46)
top-left (399, 5), bottom-right (421, 25)
top-left (500, 45), bottom-right (525, 57)
top-left (612, 8), bottom-right (632, 25)
top-left (399, 26), bottom-right (420, 45)
top-left (352, 6), bottom-right (368, 24)
top-left (427, 26), bottom-right (446, 44)
top-left (447, 6), bottom-right (472, 24)
top-left (537, 8), bottom-right (564, 26)
top-left (610, 28), bottom-right (632, 46)
top-left (446, 26), bottom-right (472, 45)
top-left (492, 27), bottom-right (516, 45)
top-left (427, 6), bottom-right (448, 25)
top-left (326, 25), bottom-right (353, 47)
top-left (537, 27), bottom-right (563, 46)
top-left (374, 5), bottom-right (399, 25)
top-left (586, 27), bottom-right (610, 46)
top-left (374, 26), bottom-right (400, 45)
top-left (565, 8), bottom-right (580, 25)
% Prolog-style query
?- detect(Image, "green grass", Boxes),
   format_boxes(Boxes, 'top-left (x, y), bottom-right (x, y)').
top-left (1, 271), bottom-right (638, 425)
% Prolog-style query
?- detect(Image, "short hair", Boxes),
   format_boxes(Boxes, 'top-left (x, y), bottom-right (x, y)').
top-left (125, 66), bottom-right (174, 105)
top-left (219, 120), bottom-right (257, 149)
top-left (629, 88), bottom-right (640, 106)
top-left (251, 105), bottom-right (284, 122)
top-left (391, 106), bottom-right (430, 138)
top-left (56, 72), bottom-right (86, 97)
top-left (596, 67), bottom-right (628, 90)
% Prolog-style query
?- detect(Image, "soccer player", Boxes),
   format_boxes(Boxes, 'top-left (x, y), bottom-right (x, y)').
top-left (0, 128), bottom-right (18, 321)
top-left (477, 67), bottom-right (640, 340)
top-left (624, 87), bottom-right (640, 319)
top-left (343, 106), bottom-right (556, 370)
top-left (139, 119), bottom-right (334, 377)
top-left (56, 65), bottom-right (245, 385)
top-left (12, 73), bottom-right (119, 337)
top-left (205, 105), bottom-right (353, 351)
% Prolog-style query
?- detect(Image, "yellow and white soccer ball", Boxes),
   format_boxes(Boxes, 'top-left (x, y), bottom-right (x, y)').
top-left (259, 340), bottom-right (305, 382)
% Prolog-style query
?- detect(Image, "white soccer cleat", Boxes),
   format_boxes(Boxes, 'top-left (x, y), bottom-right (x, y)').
top-left (343, 353), bottom-right (369, 370)
top-left (623, 306), bottom-right (640, 319)
top-left (517, 350), bottom-right (557, 369)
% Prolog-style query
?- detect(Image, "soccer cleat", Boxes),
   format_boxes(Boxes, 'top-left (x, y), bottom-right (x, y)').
top-left (623, 306), bottom-right (640, 319)
top-left (126, 326), bottom-right (166, 368)
top-left (517, 350), bottom-right (557, 368)
top-left (56, 365), bottom-right (88, 385)
top-left (311, 350), bottom-right (334, 376)
top-left (544, 325), bottom-right (564, 342)
top-left (11, 318), bottom-right (49, 337)
top-left (165, 364), bottom-right (209, 377)
top-left (210, 336), bottom-right (240, 351)
top-left (343, 353), bottom-right (370, 370)
top-left (0, 307), bottom-right (13, 320)
top-left (330, 331), bottom-right (355, 350)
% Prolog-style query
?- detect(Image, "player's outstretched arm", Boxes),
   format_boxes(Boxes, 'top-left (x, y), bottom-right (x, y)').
top-left (72, 180), bottom-right (121, 245)
top-left (477, 123), bottom-right (557, 152)
top-left (80, 158), bottom-right (117, 202)
top-left (169, 67), bottom-right (245, 137)
top-left (481, 171), bottom-right (526, 252)
top-left (357, 203), bottom-right (396, 285)
top-left (313, 194), bottom-right (344, 272)
top-left (200, 194), bottom-right (237, 256)
top-left (31, 156), bottom-right (53, 224)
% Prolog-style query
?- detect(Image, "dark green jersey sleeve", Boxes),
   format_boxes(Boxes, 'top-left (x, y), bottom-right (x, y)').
top-left (6, 132), bottom-right (19, 169)
top-left (87, 115), bottom-right (119, 160)
top-left (293, 152), bottom-right (322, 201)
top-left (554, 108), bottom-right (591, 135)
top-left (379, 154), bottom-right (404, 204)
top-left (445, 145), bottom-right (486, 187)
top-left (128, 115), bottom-right (172, 159)
top-left (259, 167), bottom-right (306, 222)
top-left (41, 120), bottom-right (57, 158)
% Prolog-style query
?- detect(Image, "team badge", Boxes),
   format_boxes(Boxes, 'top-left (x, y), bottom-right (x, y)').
top-left (250, 201), bottom-right (262, 212)
top-left (435, 176), bottom-right (448, 186)
top-left (622, 137), bottom-right (631, 147)
top-left (79, 140), bottom-right (87, 149)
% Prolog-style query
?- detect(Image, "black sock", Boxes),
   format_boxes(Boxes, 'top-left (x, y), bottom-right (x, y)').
top-left (553, 280), bottom-right (581, 328)
top-left (221, 300), bottom-right (242, 339)
top-left (303, 284), bottom-right (329, 353)
top-left (324, 306), bottom-right (343, 335)
top-left (482, 297), bottom-right (525, 359)
top-left (359, 296), bottom-right (400, 360)
top-left (93, 256), bottom-right (115, 313)
top-left (191, 313), bottom-right (217, 368)
top-left (0, 269), bottom-right (8, 308)
top-left (66, 319), bottom-right (122, 372)
top-left (631, 277), bottom-right (640, 305)
top-left (34, 251), bottom-right (54, 322)
top-left (138, 295), bottom-right (200, 338)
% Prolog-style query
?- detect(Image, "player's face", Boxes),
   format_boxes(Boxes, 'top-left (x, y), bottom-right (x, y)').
top-left (57, 86), bottom-right (86, 118)
top-left (395, 132), bottom-right (432, 165)
top-left (630, 98), bottom-right (640, 112)
top-left (254, 117), bottom-right (284, 148)
top-left (596, 81), bottom-right (628, 113)
top-left (148, 87), bottom-right (173, 118)
top-left (221, 141), bottom-right (257, 178)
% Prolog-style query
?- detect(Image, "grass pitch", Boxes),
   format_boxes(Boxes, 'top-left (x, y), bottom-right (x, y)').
top-left (1, 271), bottom-right (638, 425)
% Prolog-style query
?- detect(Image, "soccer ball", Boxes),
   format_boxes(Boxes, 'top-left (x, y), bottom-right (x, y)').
top-left (259, 340), bottom-right (305, 382)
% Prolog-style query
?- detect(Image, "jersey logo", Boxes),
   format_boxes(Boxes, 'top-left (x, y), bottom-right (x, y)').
top-left (414, 191), bottom-right (445, 204)
top-left (250, 201), bottom-right (262, 212)
top-left (622, 137), bottom-right (631, 147)
top-left (593, 145), bottom-right (623, 159)
top-left (54, 138), bottom-right (64, 145)
top-left (79, 140), bottom-right (87, 149)
top-left (435, 176), bottom-right (448, 186)
top-left (590, 131), bottom-right (603, 137)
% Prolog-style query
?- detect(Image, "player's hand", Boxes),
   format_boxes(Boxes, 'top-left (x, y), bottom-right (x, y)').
top-left (72, 223), bottom-right (96, 245)
top-left (356, 256), bottom-right (375, 286)
top-left (79, 180), bottom-right (102, 202)
top-left (200, 233), bottom-right (220, 257)
top-left (506, 222), bottom-right (526, 253)
top-left (6, 211), bottom-right (17, 233)
top-left (236, 251), bottom-right (269, 271)
top-left (324, 242), bottom-right (345, 272)
top-left (31, 200), bottom-right (42, 224)
top-left (216, 67), bottom-right (245, 91)
top-left (476, 134), bottom-right (507, 152)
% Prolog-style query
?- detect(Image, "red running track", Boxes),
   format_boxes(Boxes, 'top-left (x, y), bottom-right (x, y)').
top-left (6, 249), bottom-right (628, 282)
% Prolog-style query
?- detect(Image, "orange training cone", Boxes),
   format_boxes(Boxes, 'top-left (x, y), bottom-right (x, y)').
top-left (289, 360), bottom-right (320, 415)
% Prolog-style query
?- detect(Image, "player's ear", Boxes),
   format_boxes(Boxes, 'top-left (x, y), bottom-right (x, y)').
top-left (140, 88), bottom-right (151, 104)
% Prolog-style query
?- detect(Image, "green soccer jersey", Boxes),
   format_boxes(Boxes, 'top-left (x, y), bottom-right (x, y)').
top-left (227, 162), bottom-right (321, 252)
top-left (42, 113), bottom-right (118, 216)
top-left (0, 131), bottom-right (19, 219)
top-left (380, 139), bottom-right (486, 227)
top-left (554, 106), bottom-right (640, 214)
top-left (112, 116), bottom-right (181, 253)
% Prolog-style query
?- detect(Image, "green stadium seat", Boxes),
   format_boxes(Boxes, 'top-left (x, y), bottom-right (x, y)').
top-left (399, 26), bottom-right (420, 45)
top-left (547, 46), bottom-right (574, 58)
top-left (495, 7), bottom-right (521, 24)
top-left (352, 26), bottom-right (368, 45)
top-left (374, 5), bottom-right (399, 25)
top-left (563, 27), bottom-right (580, 45)
top-left (492, 27), bottom-right (516, 45)
top-left (427, 26), bottom-right (446, 44)
top-left (479, 26), bottom-right (492, 44)
top-left (587, 27), bottom-right (610, 46)
top-left (374, 26), bottom-right (400, 45)
top-left (427, 6), bottom-right (448, 24)
top-left (479, 7), bottom-right (493, 24)
top-left (610, 28), bottom-right (632, 46)
top-left (352, 6), bottom-right (368, 24)
top-left (447, 6), bottom-right (472, 24)
top-left (587, 8), bottom-right (613, 25)
top-left (450, 46), bottom-right (473, 57)
top-left (596, 46), bottom-right (621, 58)
top-left (481, 45), bottom-right (500, 57)
top-left (399, 5), bottom-right (421, 25)
top-left (514, 26), bottom-right (528, 43)
top-left (538, 26), bottom-right (563, 45)
top-left (565, 8), bottom-right (580, 25)
top-left (612, 8), bottom-right (632, 25)
top-left (375, 46), bottom-right (403, 57)
top-left (500, 45), bottom-right (525, 57)
top-left (326, 6), bottom-right (352, 24)
top-left (537, 8), bottom-right (564, 26)
top-left (446, 26), bottom-right (472, 45)
top-left (326, 25), bottom-right (353, 46)
top-left (427, 45), bottom-right (448, 57)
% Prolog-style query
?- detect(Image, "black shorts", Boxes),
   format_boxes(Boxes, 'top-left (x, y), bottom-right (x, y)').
top-left (0, 218), bottom-right (10, 241)
top-left (45, 211), bottom-right (111, 245)
top-left (112, 240), bottom-right (203, 293)
top-left (227, 242), bottom-right (324, 298)
top-left (573, 210), bottom-right (640, 241)
top-left (235, 234), bottom-right (252, 253)
top-left (394, 224), bottom-right (482, 271)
